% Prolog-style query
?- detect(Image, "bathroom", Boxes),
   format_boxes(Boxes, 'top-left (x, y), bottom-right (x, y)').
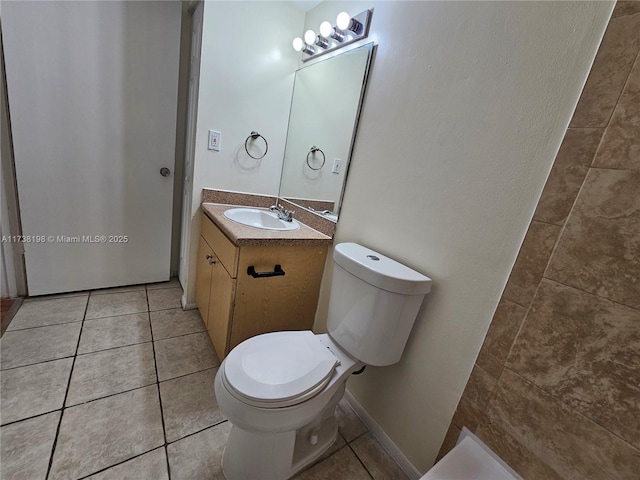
top-left (1, 1), bottom-right (638, 479)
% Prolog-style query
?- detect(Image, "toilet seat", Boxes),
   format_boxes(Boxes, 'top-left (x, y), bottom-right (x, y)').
top-left (223, 331), bottom-right (340, 408)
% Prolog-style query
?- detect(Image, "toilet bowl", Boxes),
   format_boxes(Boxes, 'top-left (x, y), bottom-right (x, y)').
top-left (214, 242), bottom-right (432, 480)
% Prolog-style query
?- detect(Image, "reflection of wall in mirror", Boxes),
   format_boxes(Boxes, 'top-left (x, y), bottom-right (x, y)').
top-left (279, 45), bottom-right (371, 213)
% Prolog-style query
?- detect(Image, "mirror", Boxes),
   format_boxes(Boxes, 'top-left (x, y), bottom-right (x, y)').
top-left (278, 43), bottom-right (374, 222)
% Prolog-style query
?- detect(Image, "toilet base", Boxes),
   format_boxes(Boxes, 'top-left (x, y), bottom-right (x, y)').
top-left (221, 387), bottom-right (344, 480)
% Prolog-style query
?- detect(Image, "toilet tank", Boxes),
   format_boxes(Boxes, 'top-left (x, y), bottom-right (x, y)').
top-left (327, 243), bottom-right (432, 366)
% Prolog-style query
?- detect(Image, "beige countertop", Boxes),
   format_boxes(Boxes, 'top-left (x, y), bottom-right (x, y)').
top-left (201, 203), bottom-right (333, 247)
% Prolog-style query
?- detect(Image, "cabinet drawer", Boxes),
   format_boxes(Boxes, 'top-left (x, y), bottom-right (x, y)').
top-left (201, 212), bottom-right (239, 277)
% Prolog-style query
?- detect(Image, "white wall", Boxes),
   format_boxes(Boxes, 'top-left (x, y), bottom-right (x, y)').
top-left (308, 1), bottom-right (613, 474)
top-left (181, 1), bottom-right (304, 305)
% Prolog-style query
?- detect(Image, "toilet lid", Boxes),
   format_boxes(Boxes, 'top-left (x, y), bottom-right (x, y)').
top-left (224, 331), bottom-right (339, 406)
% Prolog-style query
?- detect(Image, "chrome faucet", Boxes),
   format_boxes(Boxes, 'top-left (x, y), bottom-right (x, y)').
top-left (270, 204), bottom-right (295, 222)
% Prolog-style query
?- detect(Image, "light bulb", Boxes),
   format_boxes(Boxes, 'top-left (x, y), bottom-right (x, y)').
top-left (292, 37), bottom-right (304, 52)
top-left (304, 29), bottom-right (316, 45)
top-left (336, 12), bottom-right (351, 30)
top-left (319, 21), bottom-right (332, 38)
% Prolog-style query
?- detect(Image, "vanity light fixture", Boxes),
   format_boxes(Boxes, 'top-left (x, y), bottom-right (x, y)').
top-left (336, 12), bottom-right (364, 35)
top-left (305, 29), bottom-right (329, 50)
top-left (292, 9), bottom-right (372, 62)
top-left (292, 37), bottom-right (315, 55)
top-left (304, 29), bottom-right (317, 45)
top-left (320, 21), bottom-right (345, 42)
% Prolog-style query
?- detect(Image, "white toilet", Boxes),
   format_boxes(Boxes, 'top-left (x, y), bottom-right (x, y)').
top-left (214, 242), bottom-right (432, 480)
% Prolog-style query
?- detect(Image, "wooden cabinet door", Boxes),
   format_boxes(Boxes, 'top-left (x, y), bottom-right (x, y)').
top-left (231, 244), bottom-right (328, 350)
top-left (207, 258), bottom-right (235, 360)
top-left (195, 236), bottom-right (213, 327)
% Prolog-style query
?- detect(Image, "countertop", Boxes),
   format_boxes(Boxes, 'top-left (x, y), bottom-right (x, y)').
top-left (201, 203), bottom-right (333, 247)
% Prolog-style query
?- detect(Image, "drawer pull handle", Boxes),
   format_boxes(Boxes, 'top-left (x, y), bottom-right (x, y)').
top-left (247, 265), bottom-right (285, 278)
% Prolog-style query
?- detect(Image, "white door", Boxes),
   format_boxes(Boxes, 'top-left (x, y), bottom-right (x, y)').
top-left (2, 1), bottom-right (181, 295)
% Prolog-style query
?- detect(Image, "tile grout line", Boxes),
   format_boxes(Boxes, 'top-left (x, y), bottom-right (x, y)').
top-left (0, 355), bottom-right (76, 372)
top-left (145, 285), bottom-right (172, 480)
top-left (539, 276), bottom-right (640, 312)
top-left (165, 418), bottom-right (229, 446)
top-left (4, 357), bottom-right (219, 428)
top-left (4, 318), bottom-right (84, 334)
top-left (74, 447), bottom-right (166, 480)
top-left (502, 366), bottom-right (640, 455)
top-left (45, 291), bottom-right (92, 480)
top-left (0, 407), bottom-right (65, 429)
top-left (6, 296), bottom-right (184, 333)
top-left (0, 326), bottom-right (207, 373)
top-left (347, 443), bottom-right (375, 480)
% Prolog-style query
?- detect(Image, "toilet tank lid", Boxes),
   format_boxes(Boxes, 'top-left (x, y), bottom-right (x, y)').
top-left (333, 243), bottom-right (432, 295)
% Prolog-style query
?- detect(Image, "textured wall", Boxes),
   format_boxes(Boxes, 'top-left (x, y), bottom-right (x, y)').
top-left (438, 3), bottom-right (640, 478)
top-left (310, 0), bottom-right (613, 473)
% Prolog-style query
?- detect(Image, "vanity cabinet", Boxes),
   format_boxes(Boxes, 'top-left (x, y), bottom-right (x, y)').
top-left (196, 212), bottom-right (328, 360)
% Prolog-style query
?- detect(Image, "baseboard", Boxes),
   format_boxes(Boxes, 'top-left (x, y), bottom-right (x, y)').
top-left (181, 299), bottom-right (198, 310)
top-left (344, 389), bottom-right (422, 480)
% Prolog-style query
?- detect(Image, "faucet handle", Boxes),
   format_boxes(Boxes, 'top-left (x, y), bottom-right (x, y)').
top-left (285, 209), bottom-right (295, 221)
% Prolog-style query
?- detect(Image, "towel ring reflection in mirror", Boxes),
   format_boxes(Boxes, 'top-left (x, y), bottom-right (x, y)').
top-left (245, 131), bottom-right (268, 160)
top-left (306, 146), bottom-right (326, 170)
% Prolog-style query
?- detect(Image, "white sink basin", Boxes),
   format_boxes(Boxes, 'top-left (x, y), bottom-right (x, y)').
top-left (223, 208), bottom-right (300, 231)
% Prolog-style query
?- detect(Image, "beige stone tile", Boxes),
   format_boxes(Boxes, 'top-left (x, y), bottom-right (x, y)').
top-left (435, 423), bottom-right (462, 463)
top-left (570, 13), bottom-right (640, 128)
top-left (502, 221), bottom-right (562, 307)
top-left (593, 55), bottom-right (640, 171)
top-left (463, 362), bottom-right (499, 409)
top-left (7, 295), bottom-right (87, 331)
top-left (49, 385), bottom-right (164, 480)
top-left (85, 448), bottom-right (168, 480)
top-left (78, 313), bottom-right (151, 354)
top-left (294, 445), bottom-right (371, 480)
top-left (533, 128), bottom-right (603, 225)
top-left (160, 368), bottom-right (224, 442)
top-left (478, 369), bottom-right (640, 480)
top-left (507, 280), bottom-right (640, 449)
top-left (67, 343), bottom-right (157, 406)
top-left (476, 418), bottom-right (563, 480)
top-left (167, 422), bottom-right (231, 480)
top-left (1, 322), bottom-right (81, 370)
top-left (154, 331), bottom-right (219, 381)
top-left (452, 364), bottom-right (497, 431)
top-left (335, 397), bottom-right (368, 442)
top-left (351, 432), bottom-right (408, 480)
top-left (85, 290), bottom-right (148, 320)
top-left (150, 308), bottom-right (205, 341)
top-left (1, 358), bottom-right (72, 425)
top-left (476, 300), bottom-right (527, 378)
top-left (317, 433), bottom-right (347, 465)
top-left (451, 397), bottom-right (484, 431)
top-left (0, 411), bottom-right (60, 480)
top-left (92, 284), bottom-right (146, 295)
top-left (146, 278), bottom-right (181, 290)
top-left (612, 1), bottom-right (640, 17)
top-left (147, 287), bottom-right (183, 312)
top-left (545, 168), bottom-right (640, 309)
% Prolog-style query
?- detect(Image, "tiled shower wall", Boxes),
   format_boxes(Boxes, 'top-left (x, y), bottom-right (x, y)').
top-left (437, 3), bottom-right (640, 479)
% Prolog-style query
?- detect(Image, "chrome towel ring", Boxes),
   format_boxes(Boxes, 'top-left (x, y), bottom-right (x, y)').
top-left (306, 146), bottom-right (326, 170)
top-left (245, 131), bottom-right (268, 159)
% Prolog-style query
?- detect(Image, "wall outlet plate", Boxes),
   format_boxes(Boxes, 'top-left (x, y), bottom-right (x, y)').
top-left (332, 158), bottom-right (342, 174)
top-left (208, 130), bottom-right (221, 151)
